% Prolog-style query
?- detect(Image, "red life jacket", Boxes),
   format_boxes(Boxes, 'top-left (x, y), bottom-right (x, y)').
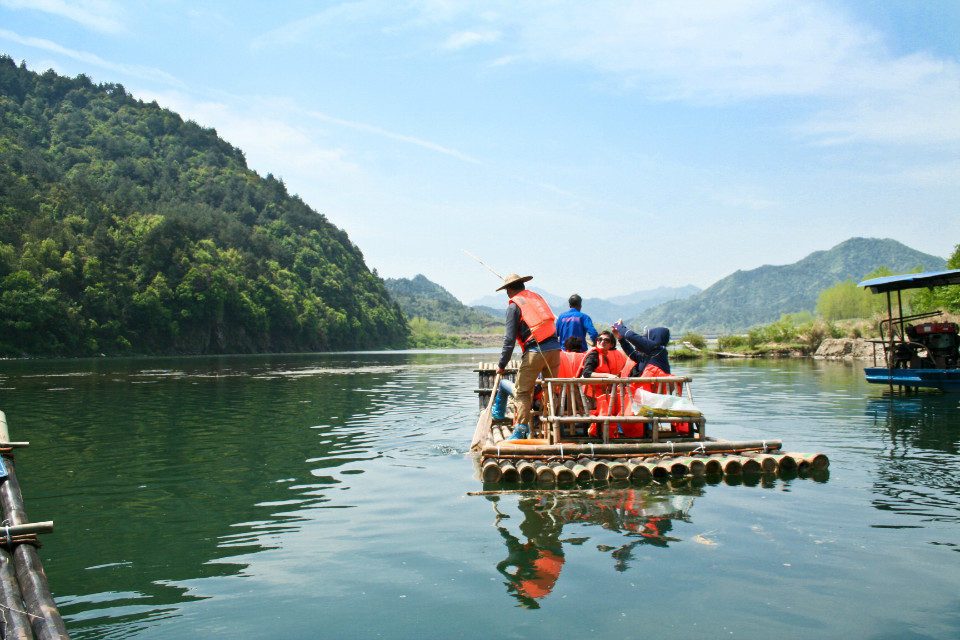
top-left (582, 347), bottom-right (629, 438)
top-left (509, 290), bottom-right (556, 351)
top-left (557, 350), bottom-right (587, 379)
top-left (581, 347), bottom-right (628, 400)
top-left (582, 347), bottom-right (627, 377)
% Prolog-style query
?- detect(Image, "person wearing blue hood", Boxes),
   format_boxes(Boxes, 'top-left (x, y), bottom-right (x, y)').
top-left (611, 320), bottom-right (671, 378)
top-left (611, 321), bottom-right (677, 438)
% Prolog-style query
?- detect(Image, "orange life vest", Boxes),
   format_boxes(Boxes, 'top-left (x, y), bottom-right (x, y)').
top-left (582, 347), bottom-right (627, 377)
top-left (557, 350), bottom-right (587, 379)
top-left (509, 290), bottom-right (557, 350)
top-left (582, 347), bottom-right (629, 438)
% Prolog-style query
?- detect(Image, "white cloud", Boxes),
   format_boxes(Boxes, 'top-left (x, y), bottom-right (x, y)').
top-left (0, 0), bottom-right (125, 34)
top-left (302, 110), bottom-right (482, 165)
top-left (441, 29), bottom-right (500, 50)
top-left (133, 90), bottom-right (360, 179)
top-left (0, 28), bottom-right (183, 86)
top-left (251, 1), bottom-right (393, 50)
top-left (409, 0), bottom-right (960, 146)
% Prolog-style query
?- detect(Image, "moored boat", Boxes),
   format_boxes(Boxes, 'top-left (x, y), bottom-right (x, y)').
top-left (858, 269), bottom-right (960, 391)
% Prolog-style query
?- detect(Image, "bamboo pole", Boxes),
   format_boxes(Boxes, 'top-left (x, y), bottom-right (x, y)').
top-left (535, 463), bottom-right (557, 484)
top-left (655, 457), bottom-right (688, 477)
top-left (627, 462), bottom-right (652, 481)
top-left (516, 460), bottom-right (537, 483)
top-left (564, 461), bottom-right (592, 482)
top-left (768, 453), bottom-right (799, 472)
top-left (709, 455), bottom-right (742, 475)
top-left (632, 458), bottom-right (667, 479)
top-left (736, 456), bottom-right (763, 475)
top-left (0, 412), bottom-right (32, 640)
top-left (553, 463), bottom-right (576, 484)
top-left (780, 452), bottom-right (830, 471)
top-left (0, 543), bottom-right (34, 640)
top-left (607, 461), bottom-right (631, 480)
top-left (581, 459), bottom-right (609, 481)
top-left (481, 458), bottom-right (502, 483)
top-left (498, 460), bottom-right (520, 483)
top-left (0, 411), bottom-right (70, 640)
top-left (740, 452), bottom-right (779, 473)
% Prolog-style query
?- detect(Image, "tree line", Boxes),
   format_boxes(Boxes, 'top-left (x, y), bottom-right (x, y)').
top-left (0, 56), bottom-right (408, 357)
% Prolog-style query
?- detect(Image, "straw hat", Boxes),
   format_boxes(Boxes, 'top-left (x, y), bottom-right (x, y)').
top-left (496, 273), bottom-right (533, 291)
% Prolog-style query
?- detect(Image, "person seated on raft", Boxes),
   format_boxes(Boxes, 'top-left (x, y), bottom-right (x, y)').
top-left (578, 330), bottom-right (628, 437)
top-left (611, 321), bottom-right (671, 379)
top-left (612, 321), bottom-right (687, 437)
top-left (580, 330), bottom-right (628, 380)
top-left (579, 330), bottom-right (628, 410)
top-left (557, 336), bottom-right (586, 378)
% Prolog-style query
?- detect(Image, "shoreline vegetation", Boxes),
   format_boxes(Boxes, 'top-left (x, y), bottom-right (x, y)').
top-left (425, 308), bottom-right (960, 360)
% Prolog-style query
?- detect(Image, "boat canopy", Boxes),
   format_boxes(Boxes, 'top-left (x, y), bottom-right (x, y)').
top-left (858, 268), bottom-right (960, 294)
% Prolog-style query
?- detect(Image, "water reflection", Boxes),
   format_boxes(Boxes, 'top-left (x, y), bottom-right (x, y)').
top-left (865, 394), bottom-right (960, 529)
top-left (488, 485), bottom-right (698, 608)
top-left (0, 352), bottom-right (482, 638)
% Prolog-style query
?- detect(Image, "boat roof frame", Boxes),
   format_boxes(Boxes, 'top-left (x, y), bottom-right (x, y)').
top-left (858, 268), bottom-right (960, 294)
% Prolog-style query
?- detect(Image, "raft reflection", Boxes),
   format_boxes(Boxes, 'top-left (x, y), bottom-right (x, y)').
top-left (489, 485), bottom-right (698, 608)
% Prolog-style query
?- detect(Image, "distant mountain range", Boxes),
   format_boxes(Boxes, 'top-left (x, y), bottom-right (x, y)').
top-left (628, 237), bottom-right (946, 334)
top-left (469, 285), bottom-right (700, 325)
top-left (385, 237), bottom-right (946, 336)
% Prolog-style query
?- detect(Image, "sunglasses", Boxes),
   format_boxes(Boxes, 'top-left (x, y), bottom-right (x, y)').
top-left (597, 337), bottom-right (612, 344)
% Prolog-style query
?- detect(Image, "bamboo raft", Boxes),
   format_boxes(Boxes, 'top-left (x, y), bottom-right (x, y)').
top-left (473, 363), bottom-right (829, 485)
top-left (0, 410), bottom-right (70, 640)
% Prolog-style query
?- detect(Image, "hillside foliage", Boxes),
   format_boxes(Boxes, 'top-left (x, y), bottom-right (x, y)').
top-left (912, 243), bottom-right (960, 314)
top-left (0, 57), bottom-right (408, 356)
top-left (384, 274), bottom-right (500, 334)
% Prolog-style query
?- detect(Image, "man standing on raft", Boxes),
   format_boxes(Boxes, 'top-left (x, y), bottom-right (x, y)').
top-left (496, 274), bottom-right (562, 440)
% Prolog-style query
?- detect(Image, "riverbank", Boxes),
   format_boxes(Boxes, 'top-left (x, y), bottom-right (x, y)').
top-left (672, 337), bottom-right (883, 362)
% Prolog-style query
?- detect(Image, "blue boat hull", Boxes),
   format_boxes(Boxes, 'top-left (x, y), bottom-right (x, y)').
top-left (865, 367), bottom-right (960, 390)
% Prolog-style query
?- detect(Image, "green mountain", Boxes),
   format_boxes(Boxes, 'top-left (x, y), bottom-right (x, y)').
top-left (0, 56), bottom-right (407, 356)
top-left (629, 237), bottom-right (946, 334)
top-left (384, 274), bottom-right (500, 333)
top-left (469, 285), bottom-right (700, 325)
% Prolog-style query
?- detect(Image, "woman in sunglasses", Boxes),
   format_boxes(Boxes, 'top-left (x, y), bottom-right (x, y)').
top-left (579, 330), bottom-right (628, 437)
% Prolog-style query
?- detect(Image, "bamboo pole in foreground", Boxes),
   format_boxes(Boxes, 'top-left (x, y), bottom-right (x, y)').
top-left (0, 411), bottom-right (70, 640)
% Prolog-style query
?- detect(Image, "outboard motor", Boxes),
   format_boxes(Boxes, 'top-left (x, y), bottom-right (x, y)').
top-left (905, 322), bottom-right (959, 369)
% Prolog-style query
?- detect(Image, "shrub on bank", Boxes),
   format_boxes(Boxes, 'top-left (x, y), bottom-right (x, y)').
top-left (682, 333), bottom-right (706, 349)
top-left (718, 335), bottom-right (747, 350)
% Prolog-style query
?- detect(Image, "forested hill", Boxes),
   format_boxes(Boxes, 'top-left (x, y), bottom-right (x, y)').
top-left (631, 237), bottom-right (946, 334)
top-left (0, 56), bottom-right (408, 356)
top-left (383, 275), bottom-right (500, 333)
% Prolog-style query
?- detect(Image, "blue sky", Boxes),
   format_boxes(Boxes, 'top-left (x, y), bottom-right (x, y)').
top-left (2, 1), bottom-right (958, 304)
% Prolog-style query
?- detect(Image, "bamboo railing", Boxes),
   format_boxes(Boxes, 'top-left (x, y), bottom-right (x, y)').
top-left (541, 376), bottom-right (706, 444)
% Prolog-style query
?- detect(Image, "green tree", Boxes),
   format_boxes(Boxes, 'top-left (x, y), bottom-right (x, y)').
top-left (912, 243), bottom-right (960, 313)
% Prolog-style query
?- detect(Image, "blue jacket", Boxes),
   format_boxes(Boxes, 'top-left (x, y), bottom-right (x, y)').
top-left (620, 327), bottom-right (671, 375)
top-left (555, 308), bottom-right (598, 352)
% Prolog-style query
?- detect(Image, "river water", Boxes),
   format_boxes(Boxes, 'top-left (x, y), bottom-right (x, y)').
top-left (0, 352), bottom-right (957, 639)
